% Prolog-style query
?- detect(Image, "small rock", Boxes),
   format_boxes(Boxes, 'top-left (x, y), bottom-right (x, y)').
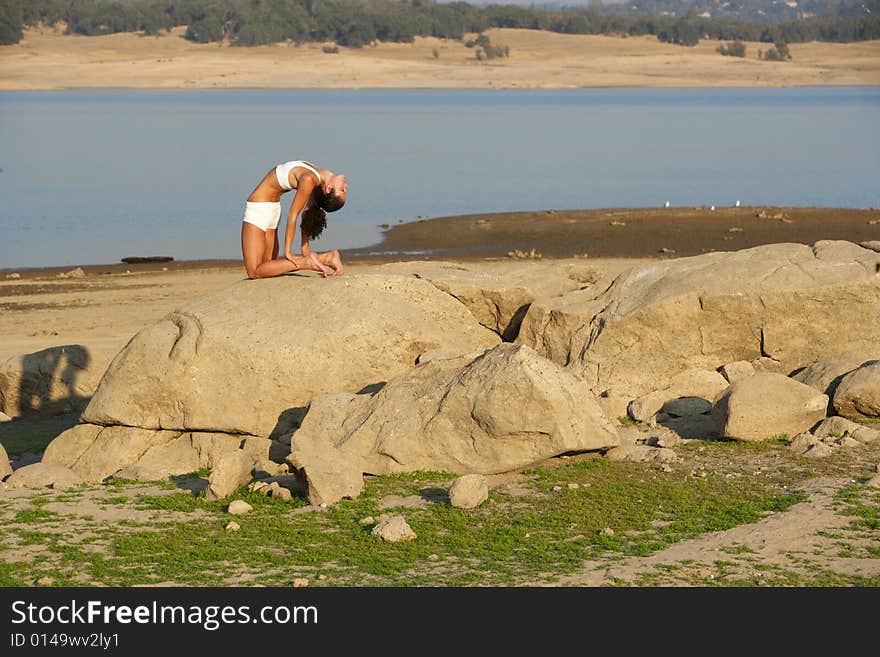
top-left (318, 574), bottom-right (327, 580)
top-left (659, 247), bottom-right (675, 255)
top-left (371, 515), bottom-right (416, 542)
top-left (270, 485), bottom-right (293, 502)
top-left (57, 267), bottom-right (85, 279)
top-left (225, 521), bottom-right (240, 531)
top-left (803, 443), bottom-right (834, 459)
top-left (0, 411), bottom-right (11, 423)
top-left (428, 554), bottom-right (439, 561)
top-left (550, 485), bottom-right (563, 492)
top-left (660, 463), bottom-right (673, 472)
top-left (865, 474), bottom-right (880, 488)
top-left (36, 577), bottom-right (55, 586)
top-left (5, 272), bottom-right (21, 279)
top-left (359, 516), bottom-right (375, 525)
top-left (567, 483), bottom-right (580, 490)
top-left (292, 578), bottom-right (309, 588)
top-left (448, 474), bottom-right (489, 509)
top-left (649, 433), bottom-right (682, 448)
top-left (600, 527), bottom-right (615, 537)
top-left (248, 481), bottom-right (270, 493)
top-left (227, 500), bottom-right (253, 515)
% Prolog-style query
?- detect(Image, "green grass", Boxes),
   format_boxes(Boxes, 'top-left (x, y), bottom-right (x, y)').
top-left (14, 508), bottom-right (60, 523)
top-left (0, 458), bottom-right (806, 587)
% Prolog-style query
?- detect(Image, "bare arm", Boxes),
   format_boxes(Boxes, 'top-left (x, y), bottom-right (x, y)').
top-left (282, 175), bottom-right (317, 259)
top-left (300, 225), bottom-right (312, 256)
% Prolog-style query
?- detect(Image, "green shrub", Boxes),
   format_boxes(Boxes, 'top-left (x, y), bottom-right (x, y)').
top-left (717, 40), bottom-right (746, 57)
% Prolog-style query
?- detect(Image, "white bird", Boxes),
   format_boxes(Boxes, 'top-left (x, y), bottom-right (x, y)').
top-left (735, 200), bottom-right (741, 207)
top-left (664, 201), bottom-right (670, 208)
top-left (710, 205), bottom-right (715, 211)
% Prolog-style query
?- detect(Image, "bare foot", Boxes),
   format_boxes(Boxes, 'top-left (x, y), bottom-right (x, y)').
top-left (328, 250), bottom-right (345, 276)
top-left (307, 251), bottom-right (330, 278)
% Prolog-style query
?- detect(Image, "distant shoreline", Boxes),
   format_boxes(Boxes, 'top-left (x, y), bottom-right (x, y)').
top-left (2, 27), bottom-right (878, 91)
top-left (3, 206), bottom-right (878, 278)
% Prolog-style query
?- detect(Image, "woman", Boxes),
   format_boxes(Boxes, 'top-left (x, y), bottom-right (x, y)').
top-left (241, 159), bottom-right (347, 279)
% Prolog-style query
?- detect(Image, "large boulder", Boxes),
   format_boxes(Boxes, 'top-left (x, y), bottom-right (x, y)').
top-left (5, 463), bottom-right (83, 489)
top-left (287, 344), bottom-right (619, 505)
top-left (792, 353), bottom-right (877, 397)
top-left (80, 274), bottom-right (499, 438)
top-left (712, 373), bottom-right (828, 441)
top-left (0, 345), bottom-right (108, 416)
top-left (378, 260), bottom-right (600, 339)
top-left (833, 361), bottom-right (880, 419)
top-left (517, 241), bottom-right (880, 398)
top-left (42, 424), bottom-right (270, 483)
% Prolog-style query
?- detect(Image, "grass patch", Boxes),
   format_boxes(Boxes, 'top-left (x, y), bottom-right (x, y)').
top-left (0, 460), bottom-right (805, 586)
top-left (14, 508), bottom-right (60, 523)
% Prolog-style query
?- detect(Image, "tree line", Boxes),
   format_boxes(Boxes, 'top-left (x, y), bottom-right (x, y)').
top-left (1, 0), bottom-right (878, 48)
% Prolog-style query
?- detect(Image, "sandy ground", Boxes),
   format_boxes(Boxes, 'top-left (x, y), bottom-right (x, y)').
top-left (2, 25), bottom-right (879, 90)
top-left (354, 207), bottom-right (880, 259)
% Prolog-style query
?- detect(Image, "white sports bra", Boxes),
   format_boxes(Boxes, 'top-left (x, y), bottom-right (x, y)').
top-left (275, 160), bottom-right (322, 191)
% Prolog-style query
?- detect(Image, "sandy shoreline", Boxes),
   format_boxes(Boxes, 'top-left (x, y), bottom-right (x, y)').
top-left (2, 26), bottom-right (879, 90)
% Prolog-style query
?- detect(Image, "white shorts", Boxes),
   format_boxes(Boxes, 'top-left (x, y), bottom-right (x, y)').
top-left (243, 202), bottom-right (281, 231)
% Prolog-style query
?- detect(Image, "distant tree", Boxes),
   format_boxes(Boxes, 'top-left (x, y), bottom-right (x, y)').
top-left (761, 40), bottom-right (791, 60)
top-left (0, 0), bottom-right (24, 46)
top-left (717, 40), bottom-right (746, 57)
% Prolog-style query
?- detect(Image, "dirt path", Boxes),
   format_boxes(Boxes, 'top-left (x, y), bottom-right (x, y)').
top-left (553, 475), bottom-right (880, 586)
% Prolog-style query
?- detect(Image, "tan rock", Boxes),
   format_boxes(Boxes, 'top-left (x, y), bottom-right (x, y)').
top-left (812, 416), bottom-right (863, 439)
top-left (227, 500), bottom-right (253, 515)
top-left (81, 274), bottom-right (498, 437)
top-left (371, 515), bottom-right (416, 542)
top-left (5, 463), bottom-right (83, 489)
top-left (793, 353), bottom-right (877, 396)
top-left (518, 242), bottom-right (880, 398)
top-left (287, 344), bottom-right (618, 505)
top-left (851, 426), bottom-right (880, 443)
top-left (206, 451), bottom-right (255, 500)
top-left (712, 373), bottom-right (828, 441)
top-left (378, 260), bottom-right (600, 339)
top-left (833, 361), bottom-right (880, 419)
top-left (112, 433), bottom-right (201, 481)
top-left (448, 474), bottom-right (489, 509)
top-left (41, 423), bottom-right (103, 469)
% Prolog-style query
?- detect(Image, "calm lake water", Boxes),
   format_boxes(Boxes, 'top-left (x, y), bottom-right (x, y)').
top-left (1, 87), bottom-right (878, 268)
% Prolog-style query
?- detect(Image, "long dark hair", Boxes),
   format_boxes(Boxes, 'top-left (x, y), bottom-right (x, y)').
top-left (301, 205), bottom-right (327, 241)
top-left (302, 187), bottom-right (345, 240)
